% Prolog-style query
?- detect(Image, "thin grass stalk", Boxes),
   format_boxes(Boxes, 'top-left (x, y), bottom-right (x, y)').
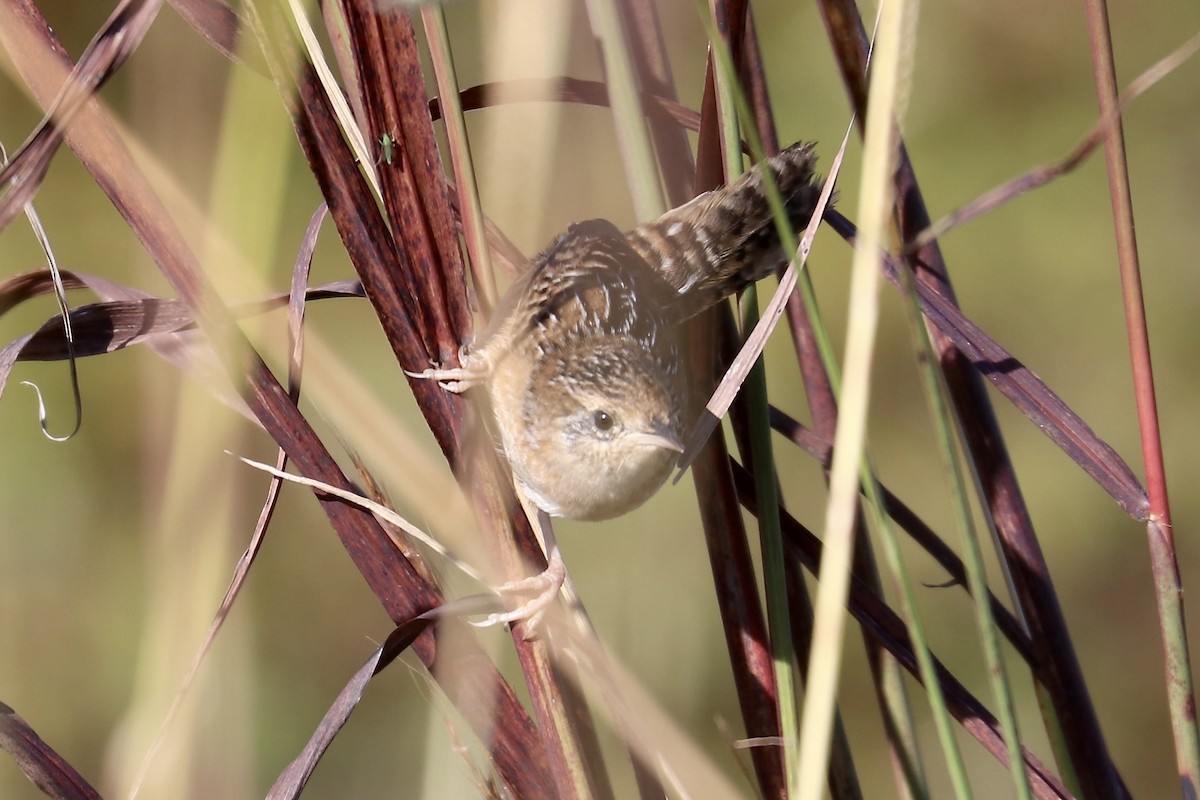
top-left (781, 560), bottom-right (864, 800)
top-left (791, 219), bottom-right (930, 798)
top-left (860, 490), bottom-right (976, 798)
top-left (419, 6), bottom-right (496, 313)
top-left (709, 7), bottom-right (923, 792)
top-left (736, 20), bottom-right (863, 796)
top-left (738, 287), bottom-right (800, 785)
top-left (616, 1), bottom-right (695, 201)
top-left (714, 49), bottom-right (931, 800)
top-left (704, 0), bottom-right (743, 165)
top-left (812, 1), bottom-right (1128, 793)
top-left (582, 0), bottom-right (664, 221)
top-left (751, 66), bottom-right (926, 800)
top-left (703, 9), bottom-right (801, 795)
top-left (320, 3), bottom-right (366, 134)
top-left (873, 36), bottom-right (1034, 782)
top-left (797, 18), bottom-right (978, 796)
top-left (862, 405), bottom-right (975, 794)
top-left (802, 47), bottom-right (927, 794)
top-left (1080, 0), bottom-right (1200, 788)
top-left (686, 5), bottom-right (794, 798)
top-left (796, 0), bottom-right (912, 794)
top-left (613, 6), bottom-right (697, 796)
top-left (897, 273), bottom-right (1033, 797)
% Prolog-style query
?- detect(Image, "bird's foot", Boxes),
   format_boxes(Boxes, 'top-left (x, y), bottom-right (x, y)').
top-left (405, 346), bottom-right (489, 393)
top-left (469, 547), bottom-right (566, 635)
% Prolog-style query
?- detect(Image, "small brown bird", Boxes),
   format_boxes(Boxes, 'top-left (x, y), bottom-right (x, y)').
top-left (413, 142), bottom-right (821, 520)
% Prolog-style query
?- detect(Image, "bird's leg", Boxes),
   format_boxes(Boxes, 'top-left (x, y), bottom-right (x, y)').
top-left (404, 342), bottom-right (491, 393)
top-left (470, 501), bottom-right (566, 634)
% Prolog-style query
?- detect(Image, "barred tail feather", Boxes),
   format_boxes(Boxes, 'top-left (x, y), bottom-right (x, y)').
top-left (625, 141), bottom-right (822, 322)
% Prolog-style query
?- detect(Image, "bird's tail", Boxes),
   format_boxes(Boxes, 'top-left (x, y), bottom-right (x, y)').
top-left (624, 141), bottom-right (823, 321)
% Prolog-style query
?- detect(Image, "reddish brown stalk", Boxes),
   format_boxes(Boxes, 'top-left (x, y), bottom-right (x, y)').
top-left (0, 0), bottom-right (164, 230)
top-left (355, 4), bottom-right (611, 794)
top-left (166, 0), bottom-right (246, 66)
top-left (1081, 0), bottom-right (1199, 789)
top-left (250, 1), bottom-right (605, 794)
top-left (341, 4), bottom-right (470, 358)
top-left (0, 702), bottom-right (101, 800)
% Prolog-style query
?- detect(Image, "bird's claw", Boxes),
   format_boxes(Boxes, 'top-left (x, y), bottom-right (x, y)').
top-left (404, 351), bottom-right (489, 393)
top-left (468, 549), bottom-right (567, 636)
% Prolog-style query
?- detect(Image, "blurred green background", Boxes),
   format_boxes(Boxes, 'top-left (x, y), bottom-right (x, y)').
top-left (2, 0), bottom-right (1199, 797)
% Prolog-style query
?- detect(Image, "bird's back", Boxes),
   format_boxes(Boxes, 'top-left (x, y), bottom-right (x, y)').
top-left (517, 219), bottom-right (681, 368)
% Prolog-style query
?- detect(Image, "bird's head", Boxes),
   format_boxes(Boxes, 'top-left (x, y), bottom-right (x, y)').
top-left (513, 335), bottom-right (685, 521)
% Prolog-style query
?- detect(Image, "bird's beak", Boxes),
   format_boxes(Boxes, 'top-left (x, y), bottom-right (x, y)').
top-left (629, 421), bottom-right (685, 453)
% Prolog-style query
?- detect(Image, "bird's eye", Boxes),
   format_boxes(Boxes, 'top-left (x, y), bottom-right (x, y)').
top-left (593, 410), bottom-right (615, 432)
